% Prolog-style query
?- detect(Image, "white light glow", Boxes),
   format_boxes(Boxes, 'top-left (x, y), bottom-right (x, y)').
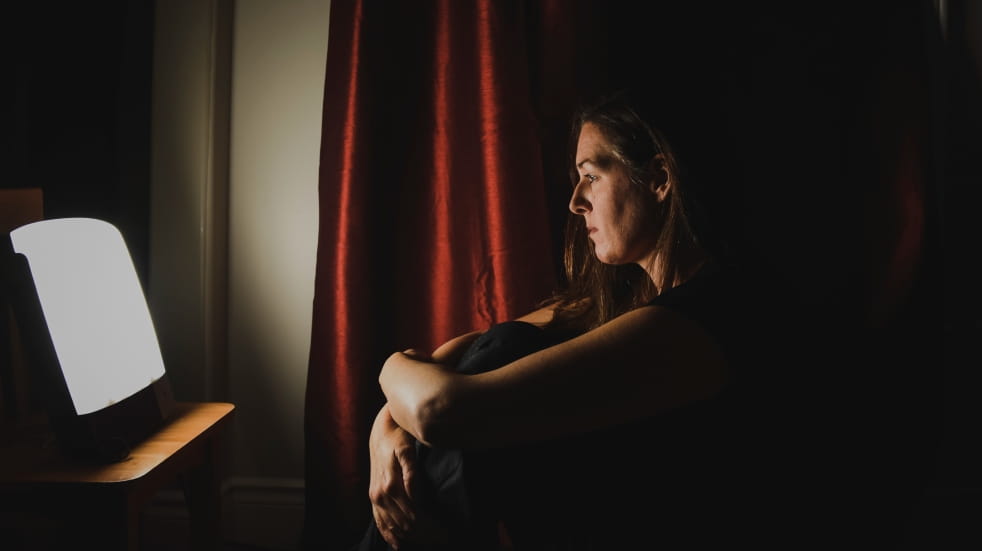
top-left (11, 218), bottom-right (166, 415)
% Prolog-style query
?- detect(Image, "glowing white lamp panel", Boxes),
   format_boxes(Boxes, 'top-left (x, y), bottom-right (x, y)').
top-left (10, 218), bottom-right (166, 415)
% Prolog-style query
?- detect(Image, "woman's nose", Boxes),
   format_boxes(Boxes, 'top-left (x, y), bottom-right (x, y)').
top-left (569, 181), bottom-right (589, 215)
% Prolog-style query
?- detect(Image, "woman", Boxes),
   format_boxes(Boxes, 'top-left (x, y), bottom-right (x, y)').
top-left (364, 90), bottom-right (761, 549)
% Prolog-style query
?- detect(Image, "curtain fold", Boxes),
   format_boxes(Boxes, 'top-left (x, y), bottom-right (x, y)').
top-left (303, 1), bottom-right (586, 547)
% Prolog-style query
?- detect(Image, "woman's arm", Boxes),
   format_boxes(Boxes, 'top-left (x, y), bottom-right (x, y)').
top-left (365, 310), bottom-right (550, 546)
top-left (368, 404), bottom-right (418, 546)
top-left (365, 329), bottom-right (484, 548)
top-left (368, 404), bottom-right (452, 548)
top-left (381, 304), bottom-right (727, 449)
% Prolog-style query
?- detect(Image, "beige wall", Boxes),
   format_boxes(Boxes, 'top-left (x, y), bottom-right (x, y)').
top-left (227, 0), bottom-right (328, 479)
top-left (150, 0), bottom-right (231, 409)
top-left (151, 1), bottom-right (329, 546)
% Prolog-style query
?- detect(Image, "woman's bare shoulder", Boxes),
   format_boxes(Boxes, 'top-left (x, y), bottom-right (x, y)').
top-left (513, 305), bottom-right (555, 327)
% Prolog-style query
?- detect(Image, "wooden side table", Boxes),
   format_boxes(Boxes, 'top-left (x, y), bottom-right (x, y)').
top-left (0, 402), bottom-right (235, 550)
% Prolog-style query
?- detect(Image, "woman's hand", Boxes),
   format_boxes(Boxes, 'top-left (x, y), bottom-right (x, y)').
top-left (369, 402), bottom-right (452, 548)
top-left (368, 404), bottom-right (419, 548)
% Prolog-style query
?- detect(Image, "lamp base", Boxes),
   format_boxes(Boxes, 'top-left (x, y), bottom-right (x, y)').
top-left (52, 374), bottom-right (176, 464)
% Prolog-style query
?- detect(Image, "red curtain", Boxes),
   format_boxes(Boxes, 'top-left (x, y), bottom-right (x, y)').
top-left (303, 2), bottom-right (944, 548)
top-left (303, 1), bottom-right (605, 547)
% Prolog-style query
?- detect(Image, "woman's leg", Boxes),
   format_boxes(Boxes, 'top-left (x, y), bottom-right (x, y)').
top-left (356, 322), bottom-right (564, 550)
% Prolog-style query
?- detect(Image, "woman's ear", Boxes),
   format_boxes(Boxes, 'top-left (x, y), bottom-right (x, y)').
top-left (648, 154), bottom-right (672, 203)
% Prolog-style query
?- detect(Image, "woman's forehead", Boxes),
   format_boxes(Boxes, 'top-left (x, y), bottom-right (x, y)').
top-left (576, 124), bottom-right (608, 159)
top-left (576, 123), bottom-right (618, 169)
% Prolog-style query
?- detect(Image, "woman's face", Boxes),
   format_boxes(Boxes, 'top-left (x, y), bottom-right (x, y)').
top-left (569, 122), bottom-right (662, 267)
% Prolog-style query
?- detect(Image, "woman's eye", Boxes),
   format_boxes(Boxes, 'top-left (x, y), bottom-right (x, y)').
top-left (585, 174), bottom-right (598, 183)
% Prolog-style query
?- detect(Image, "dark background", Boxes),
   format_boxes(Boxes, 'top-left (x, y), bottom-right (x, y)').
top-left (3, 0), bottom-right (154, 288)
top-left (2, 1), bottom-right (980, 548)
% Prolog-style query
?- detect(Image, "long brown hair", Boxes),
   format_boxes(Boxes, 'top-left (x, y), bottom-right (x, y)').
top-left (544, 90), bottom-right (710, 333)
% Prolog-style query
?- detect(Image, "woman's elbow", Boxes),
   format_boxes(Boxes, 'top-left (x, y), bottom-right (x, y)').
top-left (378, 353), bottom-right (473, 446)
top-left (413, 394), bottom-right (457, 447)
top-left (413, 385), bottom-right (481, 448)
top-left (378, 382), bottom-right (453, 446)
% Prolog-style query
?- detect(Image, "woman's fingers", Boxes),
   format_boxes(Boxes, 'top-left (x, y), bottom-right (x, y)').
top-left (367, 405), bottom-right (426, 548)
top-left (369, 443), bottom-right (419, 549)
top-left (371, 456), bottom-right (415, 520)
top-left (373, 505), bottom-right (406, 549)
top-left (372, 492), bottom-right (411, 547)
top-left (395, 438), bottom-right (418, 500)
top-left (372, 448), bottom-right (451, 548)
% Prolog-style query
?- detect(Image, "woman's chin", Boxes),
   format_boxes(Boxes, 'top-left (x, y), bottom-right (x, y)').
top-left (593, 251), bottom-right (619, 265)
top-left (592, 242), bottom-right (629, 265)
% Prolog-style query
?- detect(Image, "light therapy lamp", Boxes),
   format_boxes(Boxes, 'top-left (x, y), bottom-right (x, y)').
top-left (1, 217), bottom-right (175, 463)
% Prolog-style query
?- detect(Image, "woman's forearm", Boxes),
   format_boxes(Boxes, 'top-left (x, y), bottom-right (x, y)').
top-left (382, 304), bottom-right (728, 450)
top-left (381, 306), bottom-right (557, 448)
top-left (379, 351), bottom-right (467, 446)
